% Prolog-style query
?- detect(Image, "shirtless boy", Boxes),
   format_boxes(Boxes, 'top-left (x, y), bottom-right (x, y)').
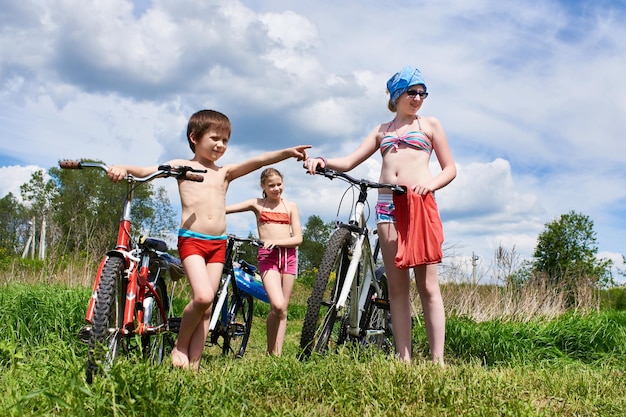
top-left (108, 109), bottom-right (310, 369)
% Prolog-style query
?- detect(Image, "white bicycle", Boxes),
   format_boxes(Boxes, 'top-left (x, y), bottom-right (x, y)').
top-left (299, 167), bottom-right (405, 358)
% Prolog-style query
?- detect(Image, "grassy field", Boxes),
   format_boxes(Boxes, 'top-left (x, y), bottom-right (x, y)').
top-left (2, 280), bottom-right (626, 416)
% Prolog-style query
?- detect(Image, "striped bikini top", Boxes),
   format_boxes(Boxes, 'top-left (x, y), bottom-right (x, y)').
top-left (380, 116), bottom-right (432, 156)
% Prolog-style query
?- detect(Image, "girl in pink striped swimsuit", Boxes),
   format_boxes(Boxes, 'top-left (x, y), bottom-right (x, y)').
top-left (226, 168), bottom-right (303, 356)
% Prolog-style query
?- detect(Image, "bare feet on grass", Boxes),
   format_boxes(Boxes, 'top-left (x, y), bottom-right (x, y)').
top-left (189, 357), bottom-right (201, 372)
top-left (171, 346), bottom-right (189, 369)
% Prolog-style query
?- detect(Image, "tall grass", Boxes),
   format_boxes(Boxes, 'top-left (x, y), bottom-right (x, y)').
top-left (438, 281), bottom-right (571, 323)
top-left (0, 255), bottom-right (96, 288)
top-left (424, 275), bottom-right (600, 323)
top-left (2, 281), bottom-right (626, 416)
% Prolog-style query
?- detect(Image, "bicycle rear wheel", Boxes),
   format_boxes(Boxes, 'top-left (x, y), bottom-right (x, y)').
top-left (360, 268), bottom-right (394, 353)
top-left (86, 256), bottom-right (126, 384)
top-left (300, 227), bottom-right (353, 358)
top-left (223, 291), bottom-right (253, 358)
top-left (142, 278), bottom-right (170, 364)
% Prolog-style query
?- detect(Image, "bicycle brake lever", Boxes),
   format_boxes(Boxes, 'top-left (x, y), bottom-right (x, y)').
top-left (316, 166), bottom-right (337, 179)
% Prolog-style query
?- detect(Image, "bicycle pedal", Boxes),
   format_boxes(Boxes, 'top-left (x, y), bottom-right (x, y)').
top-left (78, 325), bottom-right (91, 344)
top-left (372, 298), bottom-right (390, 310)
top-left (167, 318), bottom-right (181, 333)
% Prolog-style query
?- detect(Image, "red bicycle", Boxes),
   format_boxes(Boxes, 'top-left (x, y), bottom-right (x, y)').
top-left (59, 160), bottom-right (204, 383)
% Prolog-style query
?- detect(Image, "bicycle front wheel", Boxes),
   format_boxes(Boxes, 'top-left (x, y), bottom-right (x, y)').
top-left (142, 278), bottom-right (170, 364)
top-left (300, 227), bottom-right (353, 358)
top-left (87, 256), bottom-right (126, 383)
top-left (223, 291), bottom-right (253, 358)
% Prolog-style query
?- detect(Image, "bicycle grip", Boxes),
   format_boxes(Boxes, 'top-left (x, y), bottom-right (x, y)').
top-left (185, 173), bottom-right (204, 182)
top-left (394, 185), bottom-right (408, 194)
top-left (59, 160), bottom-right (81, 169)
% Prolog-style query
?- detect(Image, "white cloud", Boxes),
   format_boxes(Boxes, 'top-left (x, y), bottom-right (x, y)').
top-left (260, 10), bottom-right (319, 50)
top-left (1, 0), bottom-right (625, 280)
top-left (0, 165), bottom-right (44, 200)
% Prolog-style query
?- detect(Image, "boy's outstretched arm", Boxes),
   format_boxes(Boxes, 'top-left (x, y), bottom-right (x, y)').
top-left (227, 145), bottom-right (311, 181)
top-left (107, 164), bottom-right (159, 182)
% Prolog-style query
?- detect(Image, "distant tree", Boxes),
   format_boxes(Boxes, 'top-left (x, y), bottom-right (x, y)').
top-left (617, 255), bottom-right (626, 282)
top-left (20, 170), bottom-right (58, 258)
top-left (0, 193), bottom-right (29, 256)
top-left (533, 211), bottom-right (612, 305)
top-left (237, 232), bottom-right (262, 267)
top-left (493, 244), bottom-right (523, 286)
top-left (141, 186), bottom-right (176, 239)
top-left (49, 162), bottom-right (158, 258)
top-left (299, 215), bottom-right (335, 272)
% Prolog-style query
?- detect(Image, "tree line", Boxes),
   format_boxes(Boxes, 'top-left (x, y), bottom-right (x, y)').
top-left (0, 163), bottom-right (335, 274)
top-left (0, 164), bottom-right (175, 262)
top-left (0, 164), bottom-right (620, 305)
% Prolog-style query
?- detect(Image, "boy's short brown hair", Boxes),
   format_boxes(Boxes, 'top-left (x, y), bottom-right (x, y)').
top-left (186, 110), bottom-right (232, 152)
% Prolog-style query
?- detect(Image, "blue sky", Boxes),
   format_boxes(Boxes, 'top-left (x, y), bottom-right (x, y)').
top-left (1, 0), bottom-right (625, 282)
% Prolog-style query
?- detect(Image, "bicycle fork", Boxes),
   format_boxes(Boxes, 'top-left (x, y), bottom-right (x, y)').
top-left (336, 232), bottom-right (376, 338)
top-left (134, 253), bottom-right (168, 335)
top-left (85, 251), bottom-right (166, 336)
top-left (209, 272), bottom-right (232, 332)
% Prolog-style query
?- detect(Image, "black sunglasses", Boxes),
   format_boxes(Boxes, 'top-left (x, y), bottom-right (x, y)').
top-left (406, 89), bottom-right (428, 99)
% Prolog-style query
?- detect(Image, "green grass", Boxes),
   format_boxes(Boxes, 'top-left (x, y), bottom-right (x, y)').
top-left (2, 282), bottom-right (626, 416)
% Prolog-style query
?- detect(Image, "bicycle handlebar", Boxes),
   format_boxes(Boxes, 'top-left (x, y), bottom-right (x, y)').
top-left (228, 234), bottom-right (264, 247)
top-left (59, 160), bottom-right (206, 182)
top-left (156, 164), bottom-right (206, 182)
top-left (313, 166), bottom-right (406, 194)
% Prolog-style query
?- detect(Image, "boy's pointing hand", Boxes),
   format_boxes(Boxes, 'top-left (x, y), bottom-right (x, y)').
top-left (291, 145), bottom-right (312, 161)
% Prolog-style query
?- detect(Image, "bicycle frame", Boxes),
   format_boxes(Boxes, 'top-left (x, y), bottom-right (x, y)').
top-left (83, 170), bottom-right (168, 335)
top-left (335, 184), bottom-right (379, 337)
top-left (207, 235), bottom-right (268, 357)
top-left (209, 236), bottom-right (257, 332)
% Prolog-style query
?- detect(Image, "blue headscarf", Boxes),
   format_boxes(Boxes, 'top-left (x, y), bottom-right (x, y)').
top-left (386, 66), bottom-right (427, 106)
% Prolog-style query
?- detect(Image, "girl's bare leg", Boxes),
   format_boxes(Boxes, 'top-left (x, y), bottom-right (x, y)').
top-left (264, 270), bottom-right (295, 356)
top-left (378, 223), bottom-right (445, 365)
top-left (414, 264), bottom-right (445, 365)
top-left (377, 223), bottom-right (413, 362)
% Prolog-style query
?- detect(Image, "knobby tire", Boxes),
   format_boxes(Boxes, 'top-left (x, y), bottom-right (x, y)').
top-left (299, 227), bottom-right (353, 358)
top-left (86, 257), bottom-right (125, 383)
top-left (223, 291), bottom-right (254, 358)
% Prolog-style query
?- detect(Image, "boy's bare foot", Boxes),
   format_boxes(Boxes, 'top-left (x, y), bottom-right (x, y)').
top-left (171, 346), bottom-right (189, 368)
top-left (189, 357), bottom-right (201, 372)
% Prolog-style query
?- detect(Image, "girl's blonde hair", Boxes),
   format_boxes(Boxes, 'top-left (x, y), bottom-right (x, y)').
top-left (260, 168), bottom-right (284, 198)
